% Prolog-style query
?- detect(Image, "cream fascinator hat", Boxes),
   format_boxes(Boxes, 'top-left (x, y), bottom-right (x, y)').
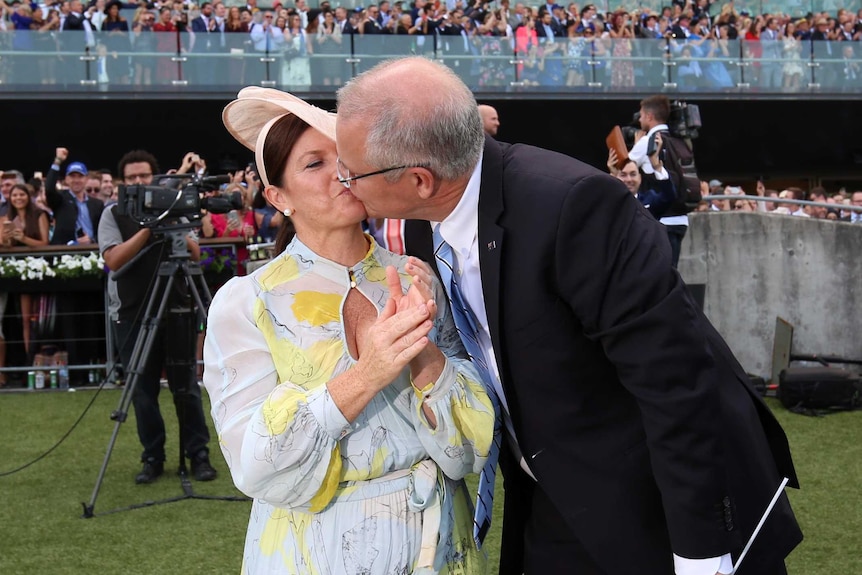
top-left (222, 86), bottom-right (337, 188)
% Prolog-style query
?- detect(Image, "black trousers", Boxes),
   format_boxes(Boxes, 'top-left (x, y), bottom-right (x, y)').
top-left (524, 485), bottom-right (609, 575)
top-left (114, 309), bottom-right (209, 464)
top-left (665, 224), bottom-right (688, 269)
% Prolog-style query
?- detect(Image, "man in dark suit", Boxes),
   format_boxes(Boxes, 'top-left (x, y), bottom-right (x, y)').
top-left (45, 147), bottom-right (104, 245)
top-left (335, 56), bottom-right (802, 575)
top-left (44, 146), bottom-right (106, 381)
top-left (59, 0), bottom-right (97, 84)
top-left (190, 1), bottom-right (218, 85)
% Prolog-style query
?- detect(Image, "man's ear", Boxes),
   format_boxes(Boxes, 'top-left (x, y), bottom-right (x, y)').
top-left (413, 167), bottom-right (437, 201)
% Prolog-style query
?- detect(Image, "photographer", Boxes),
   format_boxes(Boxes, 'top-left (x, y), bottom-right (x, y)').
top-left (627, 95), bottom-right (689, 267)
top-left (98, 149), bottom-right (216, 485)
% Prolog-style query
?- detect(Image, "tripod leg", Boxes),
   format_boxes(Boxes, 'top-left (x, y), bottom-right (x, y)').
top-left (183, 262), bottom-right (213, 328)
top-left (83, 273), bottom-right (177, 518)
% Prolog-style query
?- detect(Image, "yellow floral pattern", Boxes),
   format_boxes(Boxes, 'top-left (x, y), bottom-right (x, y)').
top-left (203, 235), bottom-right (493, 575)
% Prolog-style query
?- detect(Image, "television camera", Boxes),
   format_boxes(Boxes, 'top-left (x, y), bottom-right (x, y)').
top-left (621, 100), bottom-right (702, 149)
top-left (116, 173), bottom-right (243, 231)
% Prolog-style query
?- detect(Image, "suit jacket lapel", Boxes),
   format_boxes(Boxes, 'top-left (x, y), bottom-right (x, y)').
top-left (478, 135), bottom-right (505, 379)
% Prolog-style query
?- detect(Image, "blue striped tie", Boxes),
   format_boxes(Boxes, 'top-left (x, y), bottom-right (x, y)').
top-left (432, 225), bottom-right (502, 548)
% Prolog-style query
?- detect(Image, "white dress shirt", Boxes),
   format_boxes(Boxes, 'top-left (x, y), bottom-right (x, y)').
top-left (629, 123), bottom-right (689, 227)
top-left (435, 152), bottom-right (731, 575)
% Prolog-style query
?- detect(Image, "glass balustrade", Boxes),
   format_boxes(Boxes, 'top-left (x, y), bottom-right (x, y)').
top-left (1, 30), bottom-right (860, 95)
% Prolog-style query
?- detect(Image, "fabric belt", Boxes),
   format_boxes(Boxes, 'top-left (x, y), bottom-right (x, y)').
top-left (334, 459), bottom-right (443, 574)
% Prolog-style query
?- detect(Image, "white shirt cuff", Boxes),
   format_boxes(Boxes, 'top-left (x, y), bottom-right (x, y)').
top-left (673, 552), bottom-right (733, 575)
top-left (653, 166), bottom-right (669, 180)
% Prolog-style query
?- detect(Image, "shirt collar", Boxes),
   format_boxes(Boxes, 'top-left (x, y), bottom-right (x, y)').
top-left (435, 150), bottom-right (483, 257)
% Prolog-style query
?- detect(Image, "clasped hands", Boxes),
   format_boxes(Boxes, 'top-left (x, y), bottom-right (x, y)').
top-left (354, 257), bottom-right (442, 393)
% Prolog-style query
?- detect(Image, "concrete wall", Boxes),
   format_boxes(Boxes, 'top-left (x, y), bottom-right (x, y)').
top-left (678, 212), bottom-right (862, 378)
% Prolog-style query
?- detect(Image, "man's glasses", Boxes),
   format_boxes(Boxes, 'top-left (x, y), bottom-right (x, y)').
top-left (336, 157), bottom-right (424, 189)
top-left (85, 187), bottom-right (100, 193)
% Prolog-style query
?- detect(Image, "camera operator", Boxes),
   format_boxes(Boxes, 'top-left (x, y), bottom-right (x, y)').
top-left (627, 95), bottom-right (689, 267)
top-left (98, 149), bottom-right (217, 485)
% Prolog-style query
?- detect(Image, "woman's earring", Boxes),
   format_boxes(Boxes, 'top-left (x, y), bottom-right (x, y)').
top-left (284, 208), bottom-right (292, 217)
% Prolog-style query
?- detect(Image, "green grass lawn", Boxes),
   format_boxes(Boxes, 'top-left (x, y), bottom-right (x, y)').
top-left (0, 390), bottom-right (859, 574)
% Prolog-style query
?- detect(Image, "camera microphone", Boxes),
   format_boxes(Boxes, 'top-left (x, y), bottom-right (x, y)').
top-left (199, 174), bottom-right (231, 186)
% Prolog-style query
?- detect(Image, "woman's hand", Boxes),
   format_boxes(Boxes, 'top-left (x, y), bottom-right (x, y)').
top-left (386, 263), bottom-right (446, 412)
top-left (11, 228), bottom-right (24, 242)
top-left (402, 257), bottom-right (436, 311)
top-left (354, 295), bottom-right (434, 392)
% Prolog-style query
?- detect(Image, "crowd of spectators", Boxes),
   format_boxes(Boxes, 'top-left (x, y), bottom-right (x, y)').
top-left (0, 148), bottom-right (284, 387)
top-left (693, 179), bottom-right (862, 219)
top-left (1, 0), bottom-right (862, 88)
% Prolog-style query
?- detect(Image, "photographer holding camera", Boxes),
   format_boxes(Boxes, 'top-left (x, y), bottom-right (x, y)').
top-left (627, 95), bottom-right (689, 267)
top-left (98, 149), bottom-right (216, 485)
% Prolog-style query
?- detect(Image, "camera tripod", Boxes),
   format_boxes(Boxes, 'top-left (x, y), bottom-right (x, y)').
top-left (82, 230), bottom-right (247, 518)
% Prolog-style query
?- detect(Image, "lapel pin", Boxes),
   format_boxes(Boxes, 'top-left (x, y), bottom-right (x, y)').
top-left (487, 241), bottom-right (496, 251)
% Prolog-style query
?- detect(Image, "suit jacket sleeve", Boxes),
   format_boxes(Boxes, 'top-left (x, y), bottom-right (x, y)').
top-left (45, 166), bottom-right (63, 213)
top-left (641, 177), bottom-right (676, 218)
top-left (553, 173), bottom-right (731, 559)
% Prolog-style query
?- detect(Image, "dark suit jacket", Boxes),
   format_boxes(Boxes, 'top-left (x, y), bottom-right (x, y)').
top-left (191, 16), bottom-right (215, 51)
top-left (405, 136), bottom-right (802, 575)
top-left (45, 168), bottom-right (104, 245)
top-left (535, 19), bottom-right (564, 39)
top-left (62, 12), bottom-right (86, 31)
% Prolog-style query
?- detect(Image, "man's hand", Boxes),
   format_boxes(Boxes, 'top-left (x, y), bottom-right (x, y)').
top-left (193, 154), bottom-right (206, 174)
top-left (648, 132), bottom-right (664, 170)
top-left (179, 152), bottom-right (196, 173)
top-left (607, 148), bottom-right (620, 174)
top-left (244, 167), bottom-right (258, 189)
top-left (55, 147), bottom-right (69, 164)
top-left (77, 233), bottom-right (92, 244)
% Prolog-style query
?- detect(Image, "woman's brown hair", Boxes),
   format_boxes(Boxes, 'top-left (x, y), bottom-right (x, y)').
top-left (9, 183), bottom-right (46, 243)
top-left (262, 114), bottom-right (311, 254)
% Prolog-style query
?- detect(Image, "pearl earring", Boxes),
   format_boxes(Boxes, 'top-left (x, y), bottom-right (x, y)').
top-left (284, 208), bottom-right (292, 217)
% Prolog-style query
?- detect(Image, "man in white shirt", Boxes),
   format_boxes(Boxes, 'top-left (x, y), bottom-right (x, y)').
top-left (335, 56), bottom-right (801, 575)
top-left (628, 94), bottom-right (689, 267)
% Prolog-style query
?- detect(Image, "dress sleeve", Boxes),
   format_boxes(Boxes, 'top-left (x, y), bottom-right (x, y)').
top-left (406, 268), bottom-right (495, 481)
top-left (203, 277), bottom-right (352, 511)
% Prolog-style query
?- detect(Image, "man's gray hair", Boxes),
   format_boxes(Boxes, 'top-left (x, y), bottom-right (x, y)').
top-left (337, 57), bottom-right (484, 182)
